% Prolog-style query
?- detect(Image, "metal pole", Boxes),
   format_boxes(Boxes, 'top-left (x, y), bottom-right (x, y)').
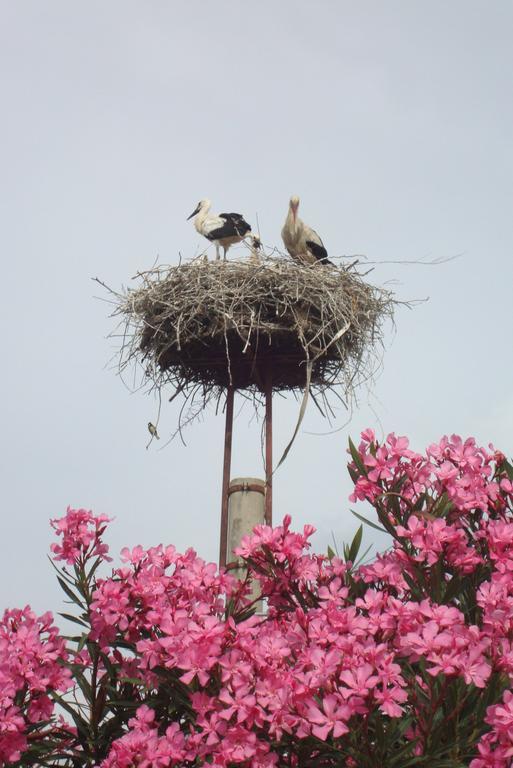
top-left (219, 386), bottom-right (235, 568)
top-left (265, 370), bottom-right (273, 526)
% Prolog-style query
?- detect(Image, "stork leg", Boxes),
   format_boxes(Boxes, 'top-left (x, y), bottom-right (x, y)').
top-left (223, 246), bottom-right (228, 261)
top-left (215, 244), bottom-right (221, 261)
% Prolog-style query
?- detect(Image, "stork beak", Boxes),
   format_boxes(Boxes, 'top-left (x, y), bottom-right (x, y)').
top-left (187, 204), bottom-right (200, 220)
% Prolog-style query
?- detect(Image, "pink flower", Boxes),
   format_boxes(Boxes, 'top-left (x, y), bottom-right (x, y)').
top-left (339, 664), bottom-right (379, 700)
top-left (51, 507), bottom-right (112, 564)
top-left (305, 694), bottom-right (351, 740)
top-left (11, 431), bottom-right (513, 766)
top-left (374, 683), bottom-right (408, 717)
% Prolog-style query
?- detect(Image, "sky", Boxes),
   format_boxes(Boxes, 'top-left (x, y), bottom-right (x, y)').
top-left (1, 1), bottom-right (512, 616)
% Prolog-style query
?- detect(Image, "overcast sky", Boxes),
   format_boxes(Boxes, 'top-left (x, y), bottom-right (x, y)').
top-left (1, 1), bottom-right (512, 616)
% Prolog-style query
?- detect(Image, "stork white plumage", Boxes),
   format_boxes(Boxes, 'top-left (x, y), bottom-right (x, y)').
top-left (248, 234), bottom-right (262, 265)
top-left (187, 199), bottom-right (252, 260)
top-left (281, 195), bottom-right (333, 266)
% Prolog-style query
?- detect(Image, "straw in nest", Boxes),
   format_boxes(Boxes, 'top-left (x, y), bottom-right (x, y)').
top-left (101, 256), bottom-right (396, 436)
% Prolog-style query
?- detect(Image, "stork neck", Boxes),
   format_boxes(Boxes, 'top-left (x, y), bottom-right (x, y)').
top-left (194, 201), bottom-right (211, 232)
top-left (287, 208), bottom-right (299, 237)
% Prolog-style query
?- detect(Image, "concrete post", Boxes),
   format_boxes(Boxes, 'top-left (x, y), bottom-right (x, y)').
top-left (227, 477), bottom-right (266, 589)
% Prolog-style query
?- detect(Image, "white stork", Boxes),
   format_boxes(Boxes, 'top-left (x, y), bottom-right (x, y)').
top-left (187, 199), bottom-right (252, 260)
top-left (248, 234), bottom-right (262, 264)
top-left (281, 195), bottom-right (333, 266)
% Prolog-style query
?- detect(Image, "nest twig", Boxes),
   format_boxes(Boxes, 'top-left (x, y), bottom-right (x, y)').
top-left (100, 255), bottom-right (398, 436)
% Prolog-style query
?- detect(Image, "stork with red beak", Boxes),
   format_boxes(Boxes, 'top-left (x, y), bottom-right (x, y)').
top-left (281, 195), bottom-right (333, 266)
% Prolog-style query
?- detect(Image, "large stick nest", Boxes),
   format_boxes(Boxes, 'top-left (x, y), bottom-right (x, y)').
top-left (105, 255), bottom-right (397, 429)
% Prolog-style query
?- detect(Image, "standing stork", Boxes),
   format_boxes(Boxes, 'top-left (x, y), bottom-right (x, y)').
top-left (248, 234), bottom-right (262, 264)
top-left (187, 199), bottom-right (252, 260)
top-left (281, 195), bottom-right (333, 266)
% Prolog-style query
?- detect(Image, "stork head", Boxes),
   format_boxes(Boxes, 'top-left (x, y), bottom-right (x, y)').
top-left (289, 195), bottom-right (300, 223)
top-left (187, 199), bottom-right (210, 220)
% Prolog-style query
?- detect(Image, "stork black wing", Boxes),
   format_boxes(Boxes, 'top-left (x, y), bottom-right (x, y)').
top-left (306, 239), bottom-right (333, 265)
top-left (206, 214), bottom-right (251, 241)
top-left (205, 213), bottom-right (251, 242)
top-left (218, 213), bottom-right (252, 237)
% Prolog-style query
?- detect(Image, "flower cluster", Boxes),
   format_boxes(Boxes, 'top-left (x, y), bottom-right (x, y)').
top-left (100, 706), bottom-right (192, 768)
top-left (85, 429), bottom-right (513, 767)
top-left (349, 430), bottom-right (501, 514)
top-left (50, 506), bottom-right (111, 565)
top-left (0, 607), bottom-right (72, 764)
top-left (1, 430), bottom-right (513, 767)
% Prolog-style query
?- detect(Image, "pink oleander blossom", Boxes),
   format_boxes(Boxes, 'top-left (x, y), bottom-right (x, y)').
top-left (51, 506), bottom-right (112, 564)
top-left (0, 606), bottom-right (73, 765)
top-left (6, 429), bottom-right (513, 765)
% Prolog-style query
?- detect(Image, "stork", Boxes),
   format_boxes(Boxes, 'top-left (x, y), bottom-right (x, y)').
top-left (248, 234), bottom-right (262, 264)
top-left (187, 199), bottom-right (252, 260)
top-left (281, 195), bottom-right (333, 266)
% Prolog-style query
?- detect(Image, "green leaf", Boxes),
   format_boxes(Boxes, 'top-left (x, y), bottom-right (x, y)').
top-left (348, 525), bottom-right (363, 564)
top-left (354, 543), bottom-right (373, 567)
top-left (374, 499), bottom-right (401, 538)
top-left (373, 712), bottom-right (384, 749)
top-left (98, 648), bottom-right (117, 677)
top-left (56, 576), bottom-right (83, 607)
top-left (77, 634), bottom-right (88, 652)
top-left (402, 569), bottom-right (424, 600)
top-left (430, 491), bottom-right (453, 518)
top-left (348, 436), bottom-right (367, 476)
top-left (70, 670), bottom-right (93, 705)
top-left (47, 555), bottom-right (75, 584)
top-left (107, 698), bottom-right (142, 708)
top-left (117, 676), bottom-right (146, 686)
top-left (50, 691), bottom-right (90, 739)
top-left (86, 555), bottom-right (104, 582)
top-left (347, 464), bottom-right (360, 484)
top-left (499, 457), bottom-right (513, 481)
top-left (326, 545), bottom-right (336, 560)
top-left (442, 573), bottom-right (462, 604)
top-left (430, 557), bottom-right (443, 603)
top-left (58, 612), bottom-right (89, 628)
top-left (351, 509), bottom-right (387, 533)
top-left (111, 640), bottom-right (137, 651)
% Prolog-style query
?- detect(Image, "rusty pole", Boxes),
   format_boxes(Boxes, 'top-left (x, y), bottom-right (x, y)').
top-left (219, 385), bottom-right (235, 568)
top-left (264, 370), bottom-right (273, 526)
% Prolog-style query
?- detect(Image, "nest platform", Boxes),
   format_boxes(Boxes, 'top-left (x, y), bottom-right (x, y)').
top-left (109, 257), bottom-right (395, 422)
